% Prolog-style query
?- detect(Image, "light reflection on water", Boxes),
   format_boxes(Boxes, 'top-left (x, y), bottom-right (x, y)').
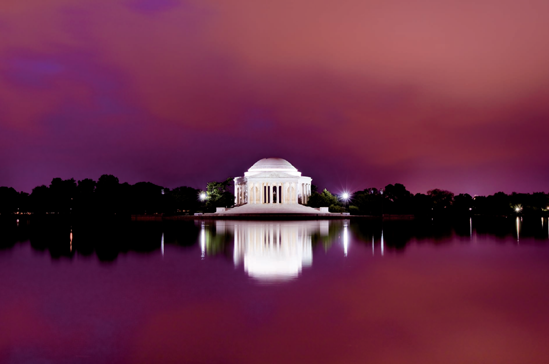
top-left (1, 218), bottom-right (549, 364)
top-left (3, 217), bottom-right (549, 263)
top-left (199, 220), bottom-right (338, 282)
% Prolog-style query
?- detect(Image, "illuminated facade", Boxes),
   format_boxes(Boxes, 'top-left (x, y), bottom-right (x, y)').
top-left (198, 220), bottom-right (349, 281)
top-left (232, 221), bottom-right (324, 281)
top-left (233, 158), bottom-right (312, 206)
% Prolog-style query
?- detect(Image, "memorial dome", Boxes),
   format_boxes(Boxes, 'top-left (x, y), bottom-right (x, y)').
top-left (248, 158), bottom-right (298, 172)
top-left (236, 157), bottom-right (312, 206)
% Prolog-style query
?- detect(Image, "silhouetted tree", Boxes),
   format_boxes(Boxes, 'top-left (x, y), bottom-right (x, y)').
top-left (454, 193), bottom-right (473, 215)
top-left (30, 185), bottom-right (50, 215)
top-left (168, 186), bottom-right (202, 214)
top-left (383, 183), bottom-right (413, 214)
top-left (428, 189), bottom-right (454, 212)
top-left (49, 178), bottom-right (76, 214)
top-left (0, 187), bottom-right (19, 215)
top-left (96, 174), bottom-right (120, 215)
top-left (130, 182), bottom-right (166, 214)
top-left (348, 188), bottom-right (383, 215)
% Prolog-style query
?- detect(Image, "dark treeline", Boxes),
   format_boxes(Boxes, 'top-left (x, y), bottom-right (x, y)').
top-left (1, 177), bottom-right (548, 217)
top-left (308, 183), bottom-right (549, 216)
top-left (0, 175), bottom-right (210, 218)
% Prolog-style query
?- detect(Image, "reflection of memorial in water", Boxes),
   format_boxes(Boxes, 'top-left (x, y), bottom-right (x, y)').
top-left (231, 221), bottom-right (329, 281)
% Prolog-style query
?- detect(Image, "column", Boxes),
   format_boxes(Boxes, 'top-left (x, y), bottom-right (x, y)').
top-left (270, 183), bottom-right (273, 204)
top-left (235, 186), bottom-right (239, 205)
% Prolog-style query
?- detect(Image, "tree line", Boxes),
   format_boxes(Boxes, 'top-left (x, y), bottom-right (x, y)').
top-left (1, 177), bottom-right (547, 217)
top-left (0, 175), bottom-right (234, 217)
top-left (307, 183), bottom-right (549, 216)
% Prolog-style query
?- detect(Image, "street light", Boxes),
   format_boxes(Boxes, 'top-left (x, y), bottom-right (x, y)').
top-left (199, 192), bottom-right (207, 201)
top-left (341, 192), bottom-right (350, 212)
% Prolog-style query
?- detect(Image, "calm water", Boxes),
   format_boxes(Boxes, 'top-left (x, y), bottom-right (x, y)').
top-left (1, 218), bottom-right (549, 364)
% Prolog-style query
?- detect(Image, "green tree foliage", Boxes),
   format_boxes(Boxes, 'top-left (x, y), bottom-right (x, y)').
top-left (205, 178), bottom-right (235, 211)
top-left (307, 189), bottom-right (343, 212)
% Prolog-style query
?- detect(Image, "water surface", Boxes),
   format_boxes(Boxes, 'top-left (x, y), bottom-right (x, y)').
top-left (1, 218), bottom-right (549, 364)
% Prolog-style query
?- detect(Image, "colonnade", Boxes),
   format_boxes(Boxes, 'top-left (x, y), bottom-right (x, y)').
top-left (247, 182), bottom-right (291, 204)
top-left (301, 183), bottom-right (311, 204)
top-left (235, 181), bottom-right (312, 205)
top-left (235, 184), bottom-right (246, 205)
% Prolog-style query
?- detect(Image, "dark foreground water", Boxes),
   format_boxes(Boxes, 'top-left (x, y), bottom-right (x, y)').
top-left (1, 217), bottom-right (549, 364)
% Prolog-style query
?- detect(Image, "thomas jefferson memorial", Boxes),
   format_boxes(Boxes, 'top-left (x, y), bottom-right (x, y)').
top-left (233, 158), bottom-right (312, 206)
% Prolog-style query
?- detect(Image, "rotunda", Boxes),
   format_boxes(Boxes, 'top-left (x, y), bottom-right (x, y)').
top-left (234, 158), bottom-right (312, 206)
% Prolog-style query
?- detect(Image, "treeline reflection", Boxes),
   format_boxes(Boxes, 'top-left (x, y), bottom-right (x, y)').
top-left (0, 221), bottom-right (200, 261)
top-left (0, 218), bottom-right (548, 263)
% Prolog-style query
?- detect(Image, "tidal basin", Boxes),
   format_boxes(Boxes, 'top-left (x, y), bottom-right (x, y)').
top-left (1, 218), bottom-right (549, 363)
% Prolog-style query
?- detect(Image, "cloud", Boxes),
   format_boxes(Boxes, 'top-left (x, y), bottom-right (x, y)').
top-left (1, 0), bottom-right (549, 194)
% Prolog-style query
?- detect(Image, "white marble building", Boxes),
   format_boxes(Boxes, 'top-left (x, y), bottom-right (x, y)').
top-left (233, 158), bottom-right (313, 206)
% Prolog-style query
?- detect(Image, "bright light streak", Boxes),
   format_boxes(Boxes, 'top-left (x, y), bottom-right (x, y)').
top-left (516, 217), bottom-right (521, 243)
top-left (161, 232), bottom-right (164, 257)
top-left (381, 230), bottom-right (384, 256)
top-left (343, 222), bottom-right (349, 257)
top-left (200, 222), bottom-right (206, 258)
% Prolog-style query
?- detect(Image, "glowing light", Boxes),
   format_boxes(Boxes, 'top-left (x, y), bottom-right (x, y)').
top-left (343, 222), bottom-right (349, 257)
top-left (516, 217), bottom-right (521, 243)
top-left (381, 230), bottom-right (384, 256)
top-left (233, 221), bottom-right (316, 281)
top-left (199, 192), bottom-right (207, 201)
top-left (341, 192), bottom-right (350, 201)
top-left (161, 232), bottom-right (164, 257)
top-left (200, 222), bottom-right (206, 258)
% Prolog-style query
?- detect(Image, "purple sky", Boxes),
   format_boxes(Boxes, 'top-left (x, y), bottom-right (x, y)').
top-left (1, 0), bottom-right (549, 195)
